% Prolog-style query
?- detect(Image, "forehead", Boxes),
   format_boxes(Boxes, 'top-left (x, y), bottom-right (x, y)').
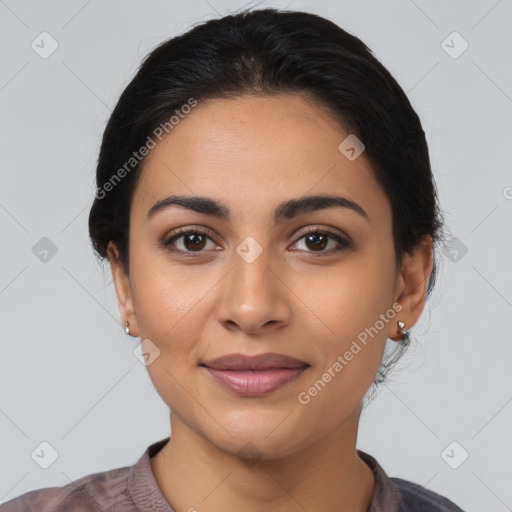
top-left (132, 93), bottom-right (390, 226)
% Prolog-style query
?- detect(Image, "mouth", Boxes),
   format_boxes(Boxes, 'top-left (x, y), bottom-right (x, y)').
top-left (200, 352), bottom-right (311, 397)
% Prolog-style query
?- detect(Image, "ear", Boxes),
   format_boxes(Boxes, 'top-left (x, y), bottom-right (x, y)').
top-left (389, 235), bottom-right (434, 341)
top-left (107, 242), bottom-right (139, 338)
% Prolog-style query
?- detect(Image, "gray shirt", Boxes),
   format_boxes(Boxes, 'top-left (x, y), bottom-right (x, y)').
top-left (0, 437), bottom-right (465, 511)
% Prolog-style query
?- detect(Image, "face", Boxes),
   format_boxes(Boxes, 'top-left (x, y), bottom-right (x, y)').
top-left (110, 93), bottom-right (426, 460)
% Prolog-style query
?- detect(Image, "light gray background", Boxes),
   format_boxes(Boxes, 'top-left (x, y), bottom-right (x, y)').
top-left (1, 1), bottom-right (511, 510)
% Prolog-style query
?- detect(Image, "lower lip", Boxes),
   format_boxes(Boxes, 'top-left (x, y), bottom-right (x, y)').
top-left (204, 366), bottom-right (309, 397)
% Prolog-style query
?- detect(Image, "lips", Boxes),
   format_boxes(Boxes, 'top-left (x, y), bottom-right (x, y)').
top-left (201, 352), bottom-right (310, 397)
top-left (202, 352), bottom-right (309, 371)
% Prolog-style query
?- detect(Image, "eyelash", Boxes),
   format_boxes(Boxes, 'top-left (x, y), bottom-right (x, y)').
top-left (161, 226), bottom-right (351, 257)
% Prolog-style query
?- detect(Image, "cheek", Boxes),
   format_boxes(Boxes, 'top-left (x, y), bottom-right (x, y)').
top-left (130, 264), bottom-right (209, 413)
top-left (293, 249), bottom-right (396, 405)
top-left (128, 246), bottom-right (210, 360)
top-left (294, 247), bottom-right (397, 345)
top-left (130, 235), bottom-right (195, 311)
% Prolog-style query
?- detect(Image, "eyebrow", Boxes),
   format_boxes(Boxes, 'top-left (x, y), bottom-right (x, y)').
top-left (147, 194), bottom-right (369, 224)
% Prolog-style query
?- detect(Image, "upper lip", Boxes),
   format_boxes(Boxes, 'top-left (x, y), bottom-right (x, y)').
top-left (202, 352), bottom-right (310, 371)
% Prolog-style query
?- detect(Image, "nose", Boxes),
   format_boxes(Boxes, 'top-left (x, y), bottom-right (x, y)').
top-left (215, 246), bottom-right (292, 336)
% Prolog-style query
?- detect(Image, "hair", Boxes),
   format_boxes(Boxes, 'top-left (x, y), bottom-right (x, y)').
top-left (88, 7), bottom-right (447, 394)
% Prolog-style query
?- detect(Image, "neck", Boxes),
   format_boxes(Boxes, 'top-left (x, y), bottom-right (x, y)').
top-left (150, 405), bottom-right (375, 512)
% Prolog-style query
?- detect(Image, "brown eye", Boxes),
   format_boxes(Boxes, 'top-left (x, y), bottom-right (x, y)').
top-left (162, 227), bottom-right (219, 255)
top-left (181, 232), bottom-right (207, 251)
top-left (291, 229), bottom-right (351, 255)
top-left (304, 232), bottom-right (328, 251)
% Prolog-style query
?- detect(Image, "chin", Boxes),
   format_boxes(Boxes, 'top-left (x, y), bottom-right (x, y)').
top-left (200, 416), bottom-right (314, 462)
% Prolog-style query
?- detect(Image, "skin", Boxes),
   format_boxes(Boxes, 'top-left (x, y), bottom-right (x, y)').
top-left (108, 93), bottom-right (433, 512)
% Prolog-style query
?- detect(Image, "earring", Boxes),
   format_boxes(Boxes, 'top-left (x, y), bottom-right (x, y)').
top-left (397, 320), bottom-right (409, 340)
top-left (124, 320), bottom-right (130, 335)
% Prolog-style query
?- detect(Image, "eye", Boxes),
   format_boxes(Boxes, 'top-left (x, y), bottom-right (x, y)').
top-left (162, 227), bottom-right (220, 256)
top-left (290, 227), bottom-right (351, 255)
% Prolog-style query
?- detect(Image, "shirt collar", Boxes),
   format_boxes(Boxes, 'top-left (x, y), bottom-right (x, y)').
top-left (357, 449), bottom-right (405, 511)
top-left (127, 437), bottom-right (176, 512)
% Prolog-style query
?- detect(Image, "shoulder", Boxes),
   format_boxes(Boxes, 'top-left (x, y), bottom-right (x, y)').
top-left (0, 465), bottom-right (134, 512)
top-left (356, 449), bottom-right (466, 512)
top-left (391, 477), bottom-right (466, 511)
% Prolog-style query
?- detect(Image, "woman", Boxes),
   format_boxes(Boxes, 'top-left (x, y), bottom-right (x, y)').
top-left (2, 8), bottom-right (465, 512)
